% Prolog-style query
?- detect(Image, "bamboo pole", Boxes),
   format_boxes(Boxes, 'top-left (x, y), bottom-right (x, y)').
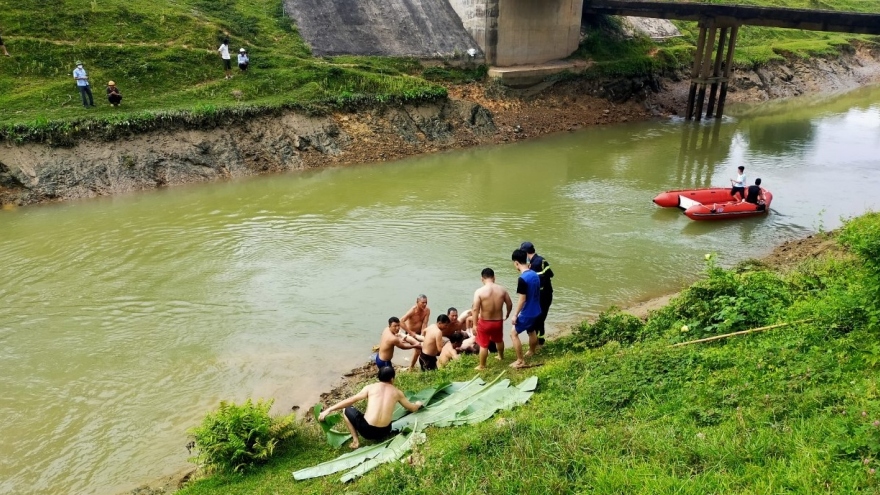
top-left (670, 319), bottom-right (812, 347)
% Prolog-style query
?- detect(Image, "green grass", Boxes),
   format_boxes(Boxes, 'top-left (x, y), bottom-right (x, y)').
top-left (1, 0), bottom-right (878, 142)
top-left (178, 213), bottom-right (880, 494)
top-left (0, 0), bottom-right (457, 143)
top-left (577, 0), bottom-right (880, 77)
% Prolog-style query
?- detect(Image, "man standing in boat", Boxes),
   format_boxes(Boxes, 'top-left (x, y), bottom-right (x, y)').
top-left (520, 242), bottom-right (554, 347)
top-left (730, 166), bottom-right (746, 201)
top-left (743, 178), bottom-right (767, 210)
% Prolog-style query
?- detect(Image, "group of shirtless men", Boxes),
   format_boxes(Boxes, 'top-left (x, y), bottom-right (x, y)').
top-left (374, 242), bottom-right (555, 371)
top-left (319, 242), bottom-right (554, 449)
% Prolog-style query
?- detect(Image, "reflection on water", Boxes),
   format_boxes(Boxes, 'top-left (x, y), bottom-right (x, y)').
top-left (1, 85), bottom-right (880, 494)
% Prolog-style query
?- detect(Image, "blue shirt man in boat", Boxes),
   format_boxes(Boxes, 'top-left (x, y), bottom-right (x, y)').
top-left (743, 178), bottom-right (767, 211)
top-left (730, 166), bottom-right (746, 201)
top-left (510, 249), bottom-right (542, 369)
top-left (520, 241), bottom-right (554, 347)
top-left (318, 366), bottom-right (422, 449)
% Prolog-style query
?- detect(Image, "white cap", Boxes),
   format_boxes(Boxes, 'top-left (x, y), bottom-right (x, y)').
top-left (239, 48), bottom-right (246, 52)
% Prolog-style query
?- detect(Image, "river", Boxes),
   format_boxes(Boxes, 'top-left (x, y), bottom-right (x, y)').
top-left (2, 85), bottom-right (879, 494)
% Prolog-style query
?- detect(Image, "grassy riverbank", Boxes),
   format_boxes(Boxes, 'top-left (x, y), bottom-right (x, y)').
top-left (177, 213), bottom-right (880, 494)
top-left (2, 1), bottom-right (878, 144)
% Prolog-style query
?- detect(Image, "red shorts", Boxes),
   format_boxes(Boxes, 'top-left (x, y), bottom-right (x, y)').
top-left (476, 319), bottom-right (503, 348)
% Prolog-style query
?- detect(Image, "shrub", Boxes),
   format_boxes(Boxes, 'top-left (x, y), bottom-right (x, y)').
top-left (572, 306), bottom-right (645, 349)
top-left (839, 211), bottom-right (880, 325)
top-left (188, 398), bottom-right (296, 474)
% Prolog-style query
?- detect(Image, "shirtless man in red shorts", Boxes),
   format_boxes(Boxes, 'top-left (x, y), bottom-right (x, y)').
top-left (400, 294), bottom-right (430, 371)
top-left (472, 268), bottom-right (513, 370)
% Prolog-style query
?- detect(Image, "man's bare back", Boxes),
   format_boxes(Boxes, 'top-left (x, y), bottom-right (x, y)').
top-left (474, 281), bottom-right (512, 321)
top-left (421, 323), bottom-right (445, 357)
top-left (361, 382), bottom-right (405, 427)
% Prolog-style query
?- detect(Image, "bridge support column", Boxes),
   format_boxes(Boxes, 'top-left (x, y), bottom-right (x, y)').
top-left (686, 20), bottom-right (739, 120)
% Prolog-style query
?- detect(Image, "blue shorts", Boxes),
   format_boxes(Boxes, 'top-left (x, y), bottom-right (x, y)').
top-left (515, 315), bottom-right (539, 334)
top-left (374, 353), bottom-right (393, 369)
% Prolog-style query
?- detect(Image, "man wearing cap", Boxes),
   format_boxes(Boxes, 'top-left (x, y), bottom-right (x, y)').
top-left (521, 241), bottom-right (554, 346)
top-left (72, 61), bottom-right (95, 108)
top-left (106, 81), bottom-right (122, 107)
top-left (237, 48), bottom-right (249, 72)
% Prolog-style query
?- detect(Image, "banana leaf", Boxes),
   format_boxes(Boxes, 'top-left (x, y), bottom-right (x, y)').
top-left (312, 404), bottom-right (352, 448)
top-left (391, 381), bottom-right (452, 421)
top-left (292, 438), bottom-right (393, 480)
top-left (295, 375), bottom-right (537, 482)
top-left (339, 423), bottom-right (426, 482)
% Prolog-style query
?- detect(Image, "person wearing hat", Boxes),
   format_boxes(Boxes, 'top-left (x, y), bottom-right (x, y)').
top-left (520, 241), bottom-right (554, 346)
top-left (106, 81), bottom-right (122, 107)
top-left (237, 47), bottom-right (249, 73)
top-left (72, 61), bottom-right (95, 108)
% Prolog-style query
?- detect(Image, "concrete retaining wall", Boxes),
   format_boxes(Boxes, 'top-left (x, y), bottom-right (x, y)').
top-left (495, 0), bottom-right (583, 66)
top-left (283, 0), bottom-right (481, 57)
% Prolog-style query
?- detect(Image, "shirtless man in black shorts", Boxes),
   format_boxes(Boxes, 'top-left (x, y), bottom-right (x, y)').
top-left (419, 314), bottom-right (450, 371)
top-left (318, 366), bottom-right (422, 449)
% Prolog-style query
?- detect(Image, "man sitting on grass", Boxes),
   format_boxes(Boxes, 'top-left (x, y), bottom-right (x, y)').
top-left (318, 366), bottom-right (423, 449)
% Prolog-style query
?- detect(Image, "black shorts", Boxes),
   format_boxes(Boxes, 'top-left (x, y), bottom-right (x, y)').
top-left (419, 353), bottom-right (438, 371)
top-left (344, 407), bottom-right (392, 441)
top-left (731, 186), bottom-right (745, 197)
top-left (223, 59), bottom-right (231, 70)
top-left (239, 63), bottom-right (248, 71)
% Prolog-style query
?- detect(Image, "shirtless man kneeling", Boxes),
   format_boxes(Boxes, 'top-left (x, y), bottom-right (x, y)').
top-left (419, 314), bottom-right (450, 371)
top-left (472, 267), bottom-right (513, 370)
top-left (400, 294), bottom-right (431, 371)
top-left (375, 317), bottom-right (421, 369)
top-left (443, 307), bottom-right (472, 337)
top-left (318, 366), bottom-right (423, 449)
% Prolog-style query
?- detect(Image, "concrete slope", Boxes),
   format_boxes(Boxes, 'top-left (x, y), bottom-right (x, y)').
top-left (283, 0), bottom-right (481, 57)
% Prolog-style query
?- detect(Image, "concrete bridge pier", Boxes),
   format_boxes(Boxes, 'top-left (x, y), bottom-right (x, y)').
top-left (686, 20), bottom-right (739, 121)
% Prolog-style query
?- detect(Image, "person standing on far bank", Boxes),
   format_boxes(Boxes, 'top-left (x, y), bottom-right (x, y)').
top-left (218, 37), bottom-right (232, 79)
top-left (72, 61), bottom-right (95, 108)
top-left (521, 241), bottom-right (554, 346)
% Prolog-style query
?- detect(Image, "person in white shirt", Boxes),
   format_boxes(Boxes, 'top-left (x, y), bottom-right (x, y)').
top-left (218, 38), bottom-right (231, 79)
top-left (729, 165), bottom-right (746, 201)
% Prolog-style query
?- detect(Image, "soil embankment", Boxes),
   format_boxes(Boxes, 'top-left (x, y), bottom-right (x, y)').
top-left (2, 47), bottom-right (880, 208)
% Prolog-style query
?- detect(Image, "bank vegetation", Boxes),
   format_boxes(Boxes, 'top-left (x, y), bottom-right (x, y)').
top-left (1, 0), bottom-right (878, 145)
top-left (176, 212), bottom-right (880, 494)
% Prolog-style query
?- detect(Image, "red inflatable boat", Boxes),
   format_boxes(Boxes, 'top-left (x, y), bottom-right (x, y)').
top-left (653, 187), bottom-right (773, 221)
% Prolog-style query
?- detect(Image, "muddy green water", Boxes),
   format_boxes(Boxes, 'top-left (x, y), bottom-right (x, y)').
top-left (2, 86), bottom-right (880, 494)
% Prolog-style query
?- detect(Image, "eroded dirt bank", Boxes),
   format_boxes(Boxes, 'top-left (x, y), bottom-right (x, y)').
top-left (2, 46), bottom-right (880, 209)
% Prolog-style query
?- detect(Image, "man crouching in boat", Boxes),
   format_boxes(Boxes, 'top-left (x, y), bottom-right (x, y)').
top-left (742, 178), bottom-right (767, 211)
top-left (318, 366), bottom-right (423, 449)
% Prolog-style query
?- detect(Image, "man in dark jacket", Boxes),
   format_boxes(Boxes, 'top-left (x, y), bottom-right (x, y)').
top-left (520, 241), bottom-right (554, 346)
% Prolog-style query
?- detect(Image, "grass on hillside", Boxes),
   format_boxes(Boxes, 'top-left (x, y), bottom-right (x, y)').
top-left (577, 0), bottom-right (880, 78)
top-left (179, 212), bottom-right (880, 495)
top-left (0, 0), bottom-right (463, 143)
top-left (1, 0), bottom-right (878, 142)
